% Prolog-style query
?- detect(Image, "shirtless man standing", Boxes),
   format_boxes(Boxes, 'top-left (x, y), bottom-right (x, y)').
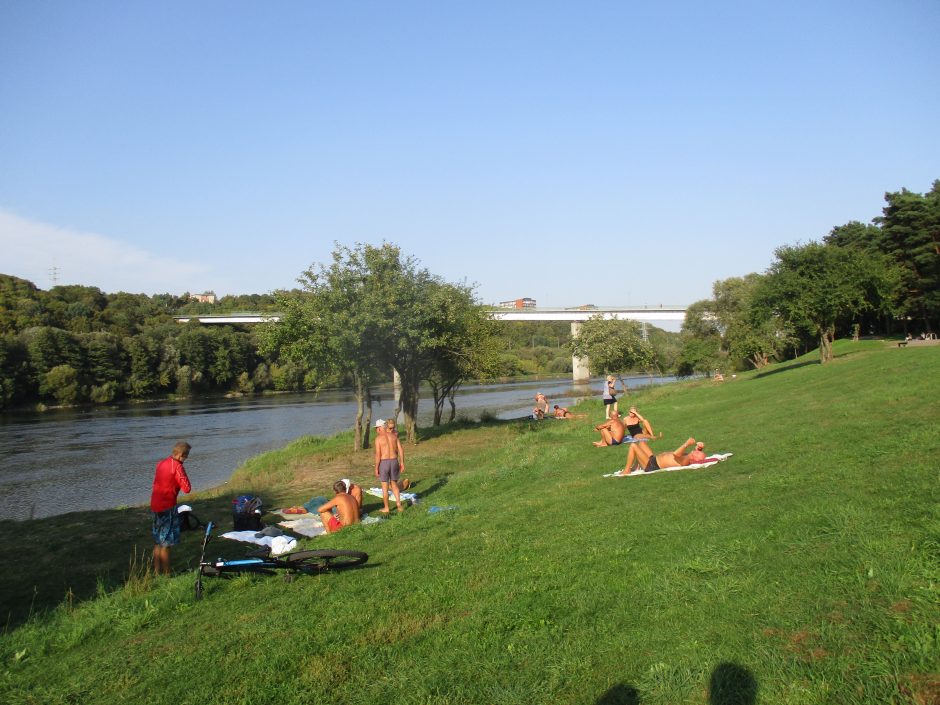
top-left (619, 438), bottom-right (705, 475)
top-left (593, 410), bottom-right (627, 447)
top-left (318, 480), bottom-right (361, 533)
top-left (374, 418), bottom-right (406, 513)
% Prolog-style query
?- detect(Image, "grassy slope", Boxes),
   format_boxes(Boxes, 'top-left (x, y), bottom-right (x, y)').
top-left (1, 341), bottom-right (938, 705)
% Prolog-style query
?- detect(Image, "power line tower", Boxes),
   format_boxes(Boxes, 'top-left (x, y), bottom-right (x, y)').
top-left (641, 321), bottom-right (649, 342)
top-left (49, 265), bottom-right (60, 286)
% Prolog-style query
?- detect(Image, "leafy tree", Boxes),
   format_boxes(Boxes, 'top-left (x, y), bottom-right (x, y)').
top-left (758, 242), bottom-right (882, 363)
top-left (875, 182), bottom-right (940, 332)
top-left (713, 275), bottom-right (794, 369)
top-left (261, 249), bottom-right (388, 450)
top-left (0, 334), bottom-right (31, 408)
top-left (41, 364), bottom-right (81, 405)
top-left (675, 334), bottom-right (722, 378)
top-left (423, 282), bottom-right (503, 425)
top-left (824, 220), bottom-right (885, 252)
top-left (85, 333), bottom-right (126, 387)
top-left (123, 334), bottom-right (160, 397)
top-left (568, 316), bottom-right (655, 383)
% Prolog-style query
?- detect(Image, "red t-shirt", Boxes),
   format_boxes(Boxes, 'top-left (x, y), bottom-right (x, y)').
top-left (150, 456), bottom-right (192, 512)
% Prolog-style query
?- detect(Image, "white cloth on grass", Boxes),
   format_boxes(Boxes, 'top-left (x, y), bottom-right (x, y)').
top-left (220, 531), bottom-right (298, 555)
top-left (603, 453), bottom-right (734, 477)
top-left (366, 487), bottom-right (418, 504)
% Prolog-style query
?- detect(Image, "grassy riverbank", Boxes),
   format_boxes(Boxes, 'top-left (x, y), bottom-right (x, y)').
top-left (1, 340), bottom-right (938, 704)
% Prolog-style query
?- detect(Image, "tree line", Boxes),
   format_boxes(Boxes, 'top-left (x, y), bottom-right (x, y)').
top-left (2, 256), bottom-right (681, 420)
top-left (675, 179), bottom-right (939, 372)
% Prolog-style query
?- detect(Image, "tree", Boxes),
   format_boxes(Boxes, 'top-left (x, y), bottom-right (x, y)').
top-left (568, 316), bottom-right (655, 381)
top-left (263, 243), bottom-right (494, 447)
top-left (711, 275), bottom-right (793, 369)
top-left (423, 281), bottom-right (503, 425)
top-left (759, 242), bottom-right (880, 363)
top-left (261, 249), bottom-right (387, 451)
top-left (875, 182), bottom-right (940, 332)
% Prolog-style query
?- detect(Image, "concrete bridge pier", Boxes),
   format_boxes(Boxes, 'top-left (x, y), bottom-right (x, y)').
top-left (571, 321), bottom-right (591, 382)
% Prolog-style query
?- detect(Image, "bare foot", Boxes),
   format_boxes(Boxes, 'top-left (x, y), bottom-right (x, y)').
top-left (379, 508), bottom-right (390, 514)
top-left (593, 441), bottom-right (605, 447)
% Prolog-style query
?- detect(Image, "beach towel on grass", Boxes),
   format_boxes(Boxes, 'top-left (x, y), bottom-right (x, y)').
top-left (366, 487), bottom-right (419, 505)
top-left (220, 531), bottom-right (298, 555)
top-left (277, 512), bottom-right (386, 538)
top-left (277, 515), bottom-right (327, 538)
top-left (603, 453), bottom-right (733, 477)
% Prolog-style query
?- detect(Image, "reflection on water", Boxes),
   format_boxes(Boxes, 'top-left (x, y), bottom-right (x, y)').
top-left (0, 374), bottom-right (673, 520)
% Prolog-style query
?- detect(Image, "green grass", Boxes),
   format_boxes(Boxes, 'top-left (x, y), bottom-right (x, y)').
top-left (1, 340), bottom-right (938, 704)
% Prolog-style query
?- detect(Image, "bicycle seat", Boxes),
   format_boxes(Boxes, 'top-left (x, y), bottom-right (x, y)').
top-left (245, 546), bottom-right (272, 559)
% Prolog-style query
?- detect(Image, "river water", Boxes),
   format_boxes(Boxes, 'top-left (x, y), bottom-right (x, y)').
top-left (0, 374), bottom-right (673, 521)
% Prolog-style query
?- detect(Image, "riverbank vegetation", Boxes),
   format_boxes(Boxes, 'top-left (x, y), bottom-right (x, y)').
top-left (1, 340), bottom-right (937, 703)
top-left (678, 179), bottom-right (939, 375)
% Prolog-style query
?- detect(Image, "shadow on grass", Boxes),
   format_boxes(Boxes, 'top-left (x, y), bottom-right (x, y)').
top-left (753, 360), bottom-right (817, 379)
top-left (709, 662), bottom-right (757, 705)
top-left (415, 414), bottom-right (538, 442)
top-left (0, 496), bottom-right (240, 631)
top-left (596, 683), bottom-right (640, 704)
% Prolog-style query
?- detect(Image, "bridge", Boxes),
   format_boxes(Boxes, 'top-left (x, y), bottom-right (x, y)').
top-left (174, 305), bottom-right (688, 381)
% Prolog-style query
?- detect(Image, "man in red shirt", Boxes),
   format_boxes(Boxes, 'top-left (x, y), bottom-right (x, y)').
top-left (150, 441), bottom-right (192, 575)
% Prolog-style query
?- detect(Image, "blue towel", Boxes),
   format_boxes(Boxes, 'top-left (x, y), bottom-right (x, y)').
top-left (302, 496), bottom-right (329, 513)
top-left (428, 505), bottom-right (457, 514)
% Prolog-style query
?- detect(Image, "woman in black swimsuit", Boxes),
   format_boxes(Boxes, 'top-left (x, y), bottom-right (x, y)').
top-left (623, 407), bottom-right (657, 439)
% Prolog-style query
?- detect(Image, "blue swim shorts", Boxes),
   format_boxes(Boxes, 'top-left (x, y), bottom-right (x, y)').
top-left (152, 507), bottom-right (182, 547)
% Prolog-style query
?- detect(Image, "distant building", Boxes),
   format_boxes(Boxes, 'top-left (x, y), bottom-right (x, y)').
top-left (498, 297), bottom-right (536, 309)
top-left (192, 291), bottom-right (217, 304)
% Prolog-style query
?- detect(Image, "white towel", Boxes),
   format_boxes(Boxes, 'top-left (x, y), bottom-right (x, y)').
top-left (366, 487), bottom-right (418, 504)
top-left (603, 453), bottom-right (733, 477)
top-left (277, 516), bottom-right (327, 538)
top-left (220, 530), bottom-right (298, 555)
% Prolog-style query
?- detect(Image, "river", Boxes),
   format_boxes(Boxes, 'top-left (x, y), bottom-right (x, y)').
top-left (0, 374), bottom-right (674, 521)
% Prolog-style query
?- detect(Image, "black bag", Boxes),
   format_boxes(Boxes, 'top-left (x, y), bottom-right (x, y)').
top-left (232, 495), bottom-right (264, 531)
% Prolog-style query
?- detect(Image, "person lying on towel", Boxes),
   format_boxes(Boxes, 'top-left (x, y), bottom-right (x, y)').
top-left (318, 480), bottom-right (362, 533)
top-left (618, 438), bottom-right (706, 475)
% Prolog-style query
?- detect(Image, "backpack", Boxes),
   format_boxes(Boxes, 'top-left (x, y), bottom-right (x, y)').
top-left (178, 506), bottom-right (204, 531)
top-left (232, 494), bottom-right (264, 531)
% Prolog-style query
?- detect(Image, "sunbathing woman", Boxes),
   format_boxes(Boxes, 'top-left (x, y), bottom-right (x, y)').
top-left (623, 407), bottom-right (659, 440)
top-left (617, 438), bottom-right (705, 475)
top-left (553, 405), bottom-right (587, 419)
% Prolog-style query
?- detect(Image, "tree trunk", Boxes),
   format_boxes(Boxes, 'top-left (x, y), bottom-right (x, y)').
top-left (397, 369), bottom-right (421, 444)
top-left (353, 374), bottom-right (365, 451)
top-left (362, 385), bottom-right (373, 449)
top-left (447, 386), bottom-right (458, 422)
top-left (431, 382), bottom-right (444, 426)
top-left (818, 325), bottom-right (835, 363)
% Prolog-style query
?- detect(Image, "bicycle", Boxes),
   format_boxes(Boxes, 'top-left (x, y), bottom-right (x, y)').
top-left (194, 521), bottom-right (368, 599)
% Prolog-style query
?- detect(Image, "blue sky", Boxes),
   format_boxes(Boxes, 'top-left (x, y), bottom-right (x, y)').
top-left (1, 1), bottom-right (937, 311)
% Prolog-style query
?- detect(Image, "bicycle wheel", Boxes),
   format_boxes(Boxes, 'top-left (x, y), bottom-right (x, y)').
top-left (284, 549), bottom-right (368, 573)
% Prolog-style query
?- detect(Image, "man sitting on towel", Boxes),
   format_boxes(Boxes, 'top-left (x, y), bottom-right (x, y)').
top-left (318, 480), bottom-right (362, 533)
top-left (619, 438), bottom-right (705, 475)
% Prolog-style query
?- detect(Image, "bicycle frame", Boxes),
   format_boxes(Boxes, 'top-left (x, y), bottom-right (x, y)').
top-left (194, 520), bottom-right (368, 600)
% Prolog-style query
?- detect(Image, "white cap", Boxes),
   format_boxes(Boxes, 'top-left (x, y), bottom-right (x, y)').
top-left (342, 478), bottom-right (352, 492)
top-left (375, 418), bottom-right (385, 428)
top-left (177, 504), bottom-right (192, 513)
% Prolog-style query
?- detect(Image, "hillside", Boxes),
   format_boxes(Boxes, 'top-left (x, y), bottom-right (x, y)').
top-left (1, 340), bottom-right (938, 705)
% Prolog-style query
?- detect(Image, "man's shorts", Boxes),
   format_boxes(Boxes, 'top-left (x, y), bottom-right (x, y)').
top-left (645, 456), bottom-right (660, 473)
top-left (327, 515), bottom-right (343, 532)
top-left (379, 458), bottom-right (401, 483)
top-left (610, 437), bottom-right (623, 446)
top-left (152, 508), bottom-right (181, 547)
